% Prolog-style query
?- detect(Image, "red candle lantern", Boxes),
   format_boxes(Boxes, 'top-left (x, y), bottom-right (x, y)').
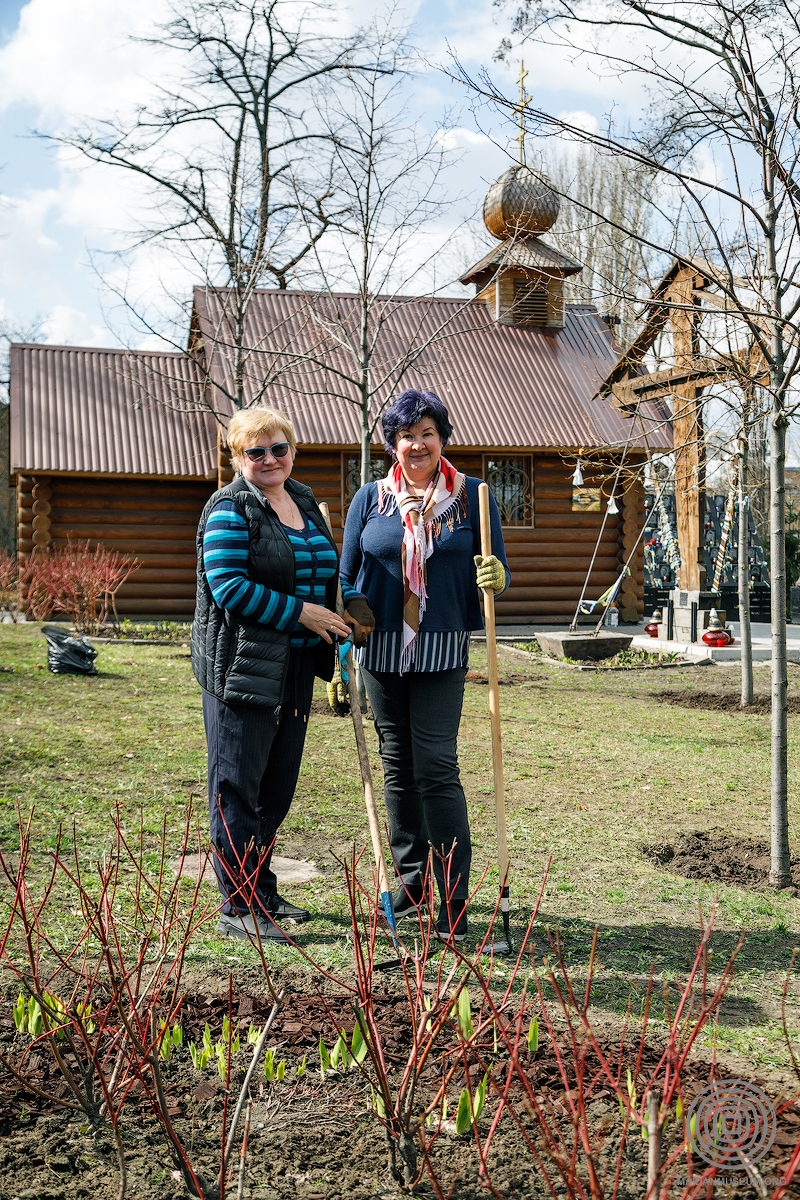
top-left (702, 608), bottom-right (734, 647)
top-left (644, 608), bottom-right (662, 638)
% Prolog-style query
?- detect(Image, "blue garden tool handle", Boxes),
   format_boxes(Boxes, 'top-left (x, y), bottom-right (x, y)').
top-left (381, 889), bottom-right (398, 935)
top-left (337, 638), bottom-right (352, 684)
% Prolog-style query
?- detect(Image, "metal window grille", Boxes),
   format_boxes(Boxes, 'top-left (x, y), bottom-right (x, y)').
top-left (342, 454), bottom-right (388, 516)
top-left (485, 457), bottom-right (533, 526)
top-left (513, 278), bottom-right (548, 326)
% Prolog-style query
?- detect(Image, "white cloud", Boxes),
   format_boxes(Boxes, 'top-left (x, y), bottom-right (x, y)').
top-left (435, 126), bottom-right (492, 150)
top-left (0, 0), bottom-right (171, 121)
top-left (42, 305), bottom-right (108, 346)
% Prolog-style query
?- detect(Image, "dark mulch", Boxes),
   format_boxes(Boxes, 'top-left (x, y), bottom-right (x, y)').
top-left (641, 829), bottom-right (800, 893)
top-left (1, 988), bottom-right (799, 1198)
top-left (655, 689), bottom-right (800, 714)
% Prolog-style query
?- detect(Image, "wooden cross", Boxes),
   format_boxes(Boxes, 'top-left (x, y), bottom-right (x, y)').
top-left (514, 61), bottom-right (531, 166)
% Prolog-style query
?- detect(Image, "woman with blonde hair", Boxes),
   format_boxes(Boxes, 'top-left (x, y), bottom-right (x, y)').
top-left (192, 406), bottom-right (374, 942)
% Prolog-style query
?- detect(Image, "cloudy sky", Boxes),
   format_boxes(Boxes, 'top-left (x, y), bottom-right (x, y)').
top-left (0, 0), bottom-right (643, 351)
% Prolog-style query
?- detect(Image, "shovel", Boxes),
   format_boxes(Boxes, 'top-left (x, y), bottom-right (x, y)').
top-left (318, 503), bottom-right (401, 968)
top-left (478, 482), bottom-right (513, 956)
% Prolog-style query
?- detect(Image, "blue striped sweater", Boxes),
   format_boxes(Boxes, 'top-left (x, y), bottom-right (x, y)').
top-left (202, 499), bottom-right (360, 650)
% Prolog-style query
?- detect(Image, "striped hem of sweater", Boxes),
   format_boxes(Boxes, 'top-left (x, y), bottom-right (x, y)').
top-left (355, 630), bottom-right (470, 673)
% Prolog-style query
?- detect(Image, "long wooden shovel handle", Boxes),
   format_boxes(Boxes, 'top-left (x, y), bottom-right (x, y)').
top-left (345, 647), bottom-right (392, 902)
top-left (478, 483), bottom-right (509, 896)
top-left (317, 503), bottom-right (394, 919)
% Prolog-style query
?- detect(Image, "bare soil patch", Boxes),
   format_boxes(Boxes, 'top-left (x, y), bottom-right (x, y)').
top-left (465, 671), bottom-right (533, 684)
top-left (1, 987), bottom-right (798, 1199)
top-left (641, 829), bottom-right (800, 892)
top-left (655, 689), bottom-right (800, 714)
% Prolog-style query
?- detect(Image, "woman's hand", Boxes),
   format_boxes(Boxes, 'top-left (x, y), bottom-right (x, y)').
top-left (298, 603), bottom-right (351, 644)
top-left (343, 596), bottom-right (376, 646)
top-left (474, 554), bottom-right (506, 595)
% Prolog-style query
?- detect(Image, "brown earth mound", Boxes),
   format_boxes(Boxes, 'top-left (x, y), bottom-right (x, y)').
top-left (655, 689), bottom-right (800, 714)
top-left (641, 829), bottom-right (800, 892)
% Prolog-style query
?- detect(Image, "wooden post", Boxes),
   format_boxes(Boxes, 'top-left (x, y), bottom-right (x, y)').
top-left (318, 501), bottom-right (396, 929)
top-left (668, 269), bottom-right (707, 591)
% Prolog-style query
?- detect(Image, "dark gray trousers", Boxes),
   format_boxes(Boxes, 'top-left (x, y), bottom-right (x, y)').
top-left (202, 649), bottom-right (316, 915)
top-left (361, 667), bottom-right (470, 903)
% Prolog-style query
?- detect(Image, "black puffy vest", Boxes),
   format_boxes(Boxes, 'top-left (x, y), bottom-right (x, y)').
top-left (191, 476), bottom-right (337, 709)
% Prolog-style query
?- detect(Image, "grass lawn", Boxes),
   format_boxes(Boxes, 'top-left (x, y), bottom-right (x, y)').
top-left (1, 622), bottom-right (800, 1075)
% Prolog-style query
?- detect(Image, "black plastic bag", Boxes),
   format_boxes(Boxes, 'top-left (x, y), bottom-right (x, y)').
top-left (42, 624), bottom-right (99, 676)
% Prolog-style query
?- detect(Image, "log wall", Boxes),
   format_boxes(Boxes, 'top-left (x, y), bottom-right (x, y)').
top-left (16, 447), bottom-right (644, 622)
top-left (17, 474), bottom-right (216, 616)
top-left (497, 452), bottom-right (623, 624)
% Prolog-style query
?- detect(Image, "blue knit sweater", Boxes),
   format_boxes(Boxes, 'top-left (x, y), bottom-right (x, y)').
top-left (340, 476), bottom-right (510, 632)
top-left (203, 499), bottom-right (360, 649)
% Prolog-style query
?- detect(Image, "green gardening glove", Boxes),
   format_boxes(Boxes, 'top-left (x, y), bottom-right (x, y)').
top-left (326, 657), bottom-right (348, 717)
top-left (474, 554), bottom-right (506, 595)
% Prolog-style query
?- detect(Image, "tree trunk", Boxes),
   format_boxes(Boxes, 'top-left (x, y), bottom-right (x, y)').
top-left (738, 440), bottom-right (753, 707)
top-left (750, 411), bottom-right (770, 547)
top-left (769, 405), bottom-right (791, 887)
top-left (360, 407), bottom-right (372, 488)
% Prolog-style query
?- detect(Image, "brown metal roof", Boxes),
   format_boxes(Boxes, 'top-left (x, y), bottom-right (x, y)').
top-left (10, 344), bottom-right (215, 478)
top-left (459, 238), bottom-right (583, 284)
top-left (10, 289), bottom-right (671, 478)
top-left (194, 287), bottom-right (671, 452)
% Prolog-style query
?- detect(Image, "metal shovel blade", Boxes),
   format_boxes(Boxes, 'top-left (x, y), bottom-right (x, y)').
top-left (482, 910), bottom-right (513, 957)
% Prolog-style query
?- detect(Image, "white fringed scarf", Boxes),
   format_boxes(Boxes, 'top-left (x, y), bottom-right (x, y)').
top-left (378, 457), bottom-right (466, 672)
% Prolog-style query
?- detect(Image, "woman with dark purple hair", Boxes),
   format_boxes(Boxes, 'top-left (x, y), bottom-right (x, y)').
top-left (340, 389), bottom-right (509, 944)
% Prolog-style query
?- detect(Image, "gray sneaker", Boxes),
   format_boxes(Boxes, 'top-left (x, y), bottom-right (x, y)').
top-left (216, 911), bottom-right (290, 943)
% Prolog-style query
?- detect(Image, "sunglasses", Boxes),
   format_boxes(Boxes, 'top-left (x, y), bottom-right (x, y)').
top-left (243, 443), bottom-right (291, 461)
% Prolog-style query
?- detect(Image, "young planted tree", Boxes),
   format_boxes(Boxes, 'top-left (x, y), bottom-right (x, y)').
top-left (737, 429), bottom-right (754, 706)
top-left (468, 0), bottom-right (800, 887)
top-left (52, 0), bottom-right (374, 421)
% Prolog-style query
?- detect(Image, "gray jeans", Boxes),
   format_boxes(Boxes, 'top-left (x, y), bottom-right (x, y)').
top-left (361, 667), bottom-right (470, 903)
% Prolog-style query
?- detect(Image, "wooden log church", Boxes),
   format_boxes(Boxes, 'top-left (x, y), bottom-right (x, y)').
top-left (9, 167), bottom-right (671, 624)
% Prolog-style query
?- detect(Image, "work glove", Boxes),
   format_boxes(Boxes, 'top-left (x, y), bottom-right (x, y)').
top-left (474, 554), bottom-right (506, 595)
top-left (326, 651), bottom-right (349, 717)
top-left (343, 596), bottom-right (376, 647)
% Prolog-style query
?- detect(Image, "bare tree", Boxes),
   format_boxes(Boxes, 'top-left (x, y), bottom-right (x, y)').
top-left (472, 0), bottom-right (800, 886)
top-left (282, 16), bottom-right (487, 485)
top-left (51, 0), bottom-right (375, 418)
top-left (545, 143), bottom-right (664, 346)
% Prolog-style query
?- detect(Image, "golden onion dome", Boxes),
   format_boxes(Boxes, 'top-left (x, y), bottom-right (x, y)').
top-left (483, 166), bottom-right (561, 240)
